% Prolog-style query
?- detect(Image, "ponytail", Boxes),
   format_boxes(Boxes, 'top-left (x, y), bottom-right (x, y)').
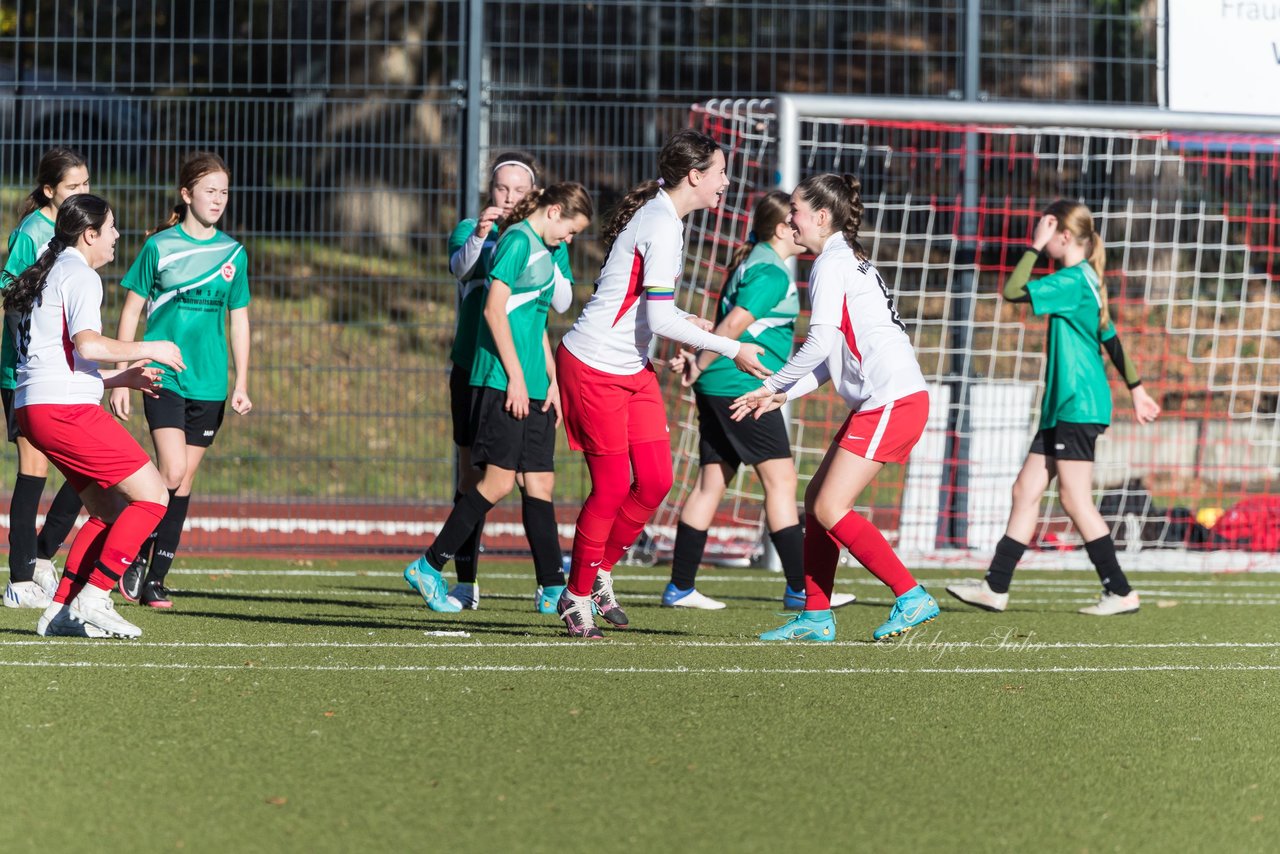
top-left (602, 180), bottom-right (661, 250)
top-left (795, 173), bottom-right (866, 259)
top-left (1043, 199), bottom-right (1110, 332)
top-left (603, 129), bottom-right (722, 251)
top-left (4, 194), bottom-right (113, 315)
top-left (506, 182), bottom-right (594, 228)
top-left (1090, 234), bottom-right (1111, 331)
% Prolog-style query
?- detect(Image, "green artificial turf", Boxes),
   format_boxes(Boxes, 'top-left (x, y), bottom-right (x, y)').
top-left (2, 559), bottom-right (1278, 853)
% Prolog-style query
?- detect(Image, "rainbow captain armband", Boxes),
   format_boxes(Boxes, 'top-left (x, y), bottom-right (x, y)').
top-left (645, 286), bottom-right (676, 301)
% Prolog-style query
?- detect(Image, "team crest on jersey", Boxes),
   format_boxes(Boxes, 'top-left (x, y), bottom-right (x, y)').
top-left (220, 262), bottom-right (236, 282)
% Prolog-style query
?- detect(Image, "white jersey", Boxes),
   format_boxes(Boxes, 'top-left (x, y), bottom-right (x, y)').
top-left (560, 190), bottom-right (685, 375)
top-left (14, 247), bottom-right (106, 407)
top-left (767, 233), bottom-right (925, 411)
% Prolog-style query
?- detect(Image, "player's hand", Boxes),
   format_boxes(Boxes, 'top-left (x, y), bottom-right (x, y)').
top-left (686, 315), bottom-right (714, 332)
top-left (1032, 214), bottom-right (1059, 250)
top-left (1132, 384), bottom-right (1160, 425)
top-left (231, 387), bottom-right (253, 415)
top-left (120, 366), bottom-right (165, 397)
top-left (733, 342), bottom-right (771, 380)
top-left (142, 341), bottom-right (185, 373)
top-left (475, 205), bottom-right (504, 238)
top-left (666, 348), bottom-right (693, 373)
top-left (730, 386), bottom-right (787, 421)
top-left (505, 376), bottom-right (530, 420)
top-left (109, 386), bottom-right (132, 420)
top-left (543, 381), bottom-right (562, 427)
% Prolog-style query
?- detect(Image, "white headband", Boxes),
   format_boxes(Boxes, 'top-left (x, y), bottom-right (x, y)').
top-left (492, 160), bottom-right (537, 183)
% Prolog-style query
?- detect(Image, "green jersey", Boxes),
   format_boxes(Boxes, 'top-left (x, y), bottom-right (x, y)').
top-left (695, 242), bottom-right (799, 398)
top-left (1026, 261), bottom-right (1117, 429)
top-left (121, 225), bottom-right (250, 401)
top-left (1, 210), bottom-right (55, 390)
top-left (448, 218), bottom-right (501, 371)
top-left (469, 221), bottom-right (572, 401)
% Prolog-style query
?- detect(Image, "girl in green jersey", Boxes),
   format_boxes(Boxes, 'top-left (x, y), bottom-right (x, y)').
top-left (1, 148), bottom-right (90, 609)
top-left (947, 201), bottom-right (1160, 616)
top-left (109, 152), bottom-right (252, 608)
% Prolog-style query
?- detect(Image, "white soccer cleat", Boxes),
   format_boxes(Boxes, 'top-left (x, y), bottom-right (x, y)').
top-left (1078, 590), bottom-right (1140, 616)
top-left (945, 579), bottom-right (1009, 613)
top-left (661, 584), bottom-right (727, 610)
top-left (830, 592), bottom-right (857, 609)
top-left (70, 586), bottom-right (142, 638)
top-left (33, 558), bottom-right (60, 597)
top-left (447, 582), bottom-right (479, 610)
top-left (37, 602), bottom-right (109, 638)
top-left (4, 580), bottom-right (53, 609)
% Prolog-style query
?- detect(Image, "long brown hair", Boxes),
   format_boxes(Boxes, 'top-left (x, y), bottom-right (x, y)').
top-left (795, 173), bottom-right (865, 259)
top-left (151, 151), bottom-right (230, 236)
top-left (3, 194), bottom-right (113, 315)
top-left (20, 147), bottom-right (88, 217)
top-left (601, 129), bottom-right (721, 251)
top-left (724, 190), bottom-right (791, 281)
top-left (505, 182), bottom-right (594, 227)
top-left (1044, 199), bottom-right (1110, 330)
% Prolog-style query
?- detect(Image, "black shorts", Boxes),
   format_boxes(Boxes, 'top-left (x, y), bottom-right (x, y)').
top-left (449, 366), bottom-right (476, 448)
top-left (469, 385), bottom-right (556, 473)
top-left (696, 392), bottom-right (792, 469)
top-left (1029, 422), bottom-right (1106, 462)
top-left (144, 388), bottom-right (226, 448)
top-left (1, 388), bottom-right (20, 443)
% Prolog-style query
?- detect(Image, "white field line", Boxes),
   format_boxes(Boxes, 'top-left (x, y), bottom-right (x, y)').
top-left (2, 639), bottom-right (1280, 651)
top-left (3, 660), bottom-right (1280, 675)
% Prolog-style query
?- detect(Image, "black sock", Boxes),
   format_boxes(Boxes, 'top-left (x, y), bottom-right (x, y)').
top-left (37, 480), bottom-right (83, 560)
top-left (669, 522), bottom-right (708, 591)
top-left (770, 524), bottom-right (806, 593)
top-left (452, 490), bottom-right (483, 584)
top-left (522, 495), bottom-right (565, 588)
top-left (146, 491), bottom-right (189, 585)
top-left (984, 535), bottom-right (1027, 594)
top-left (8, 474), bottom-right (45, 582)
top-left (426, 489), bottom-right (494, 571)
top-left (1084, 535), bottom-right (1131, 596)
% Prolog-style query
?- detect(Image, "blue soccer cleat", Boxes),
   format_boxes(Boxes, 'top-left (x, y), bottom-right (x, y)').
top-left (783, 585), bottom-right (857, 610)
top-left (404, 556), bottom-right (462, 613)
top-left (535, 584), bottom-right (567, 614)
top-left (759, 609), bottom-right (836, 642)
top-left (873, 585), bottom-right (938, 640)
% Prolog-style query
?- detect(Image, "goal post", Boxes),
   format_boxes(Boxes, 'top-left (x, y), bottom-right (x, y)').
top-left (640, 95), bottom-right (1280, 572)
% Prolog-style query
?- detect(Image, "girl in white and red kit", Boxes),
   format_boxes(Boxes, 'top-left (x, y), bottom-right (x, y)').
top-left (733, 173), bottom-right (940, 642)
top-left (2, 194), bottom-right (185, 639)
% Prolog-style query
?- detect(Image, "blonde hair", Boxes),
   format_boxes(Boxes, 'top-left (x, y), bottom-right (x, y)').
top-left (1044, 199), bottom-right (1110, 331)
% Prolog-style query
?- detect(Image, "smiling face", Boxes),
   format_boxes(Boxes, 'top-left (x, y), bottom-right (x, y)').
top-left (541, 208), bottom-right (590, 248)
top-left (491, 164), bottom-right (535, 216)
top-left (82, 209), bottom-right (120, 269)
top-left (182, 170), bottom-right (230, 228)
top-left (686, 149), bottom-right (729, 212)
top-left (787, 192), bottom-right (831, 254)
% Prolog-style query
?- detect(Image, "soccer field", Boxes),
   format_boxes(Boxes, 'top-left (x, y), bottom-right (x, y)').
top-left (2, 558), bottom-right (1277, 853)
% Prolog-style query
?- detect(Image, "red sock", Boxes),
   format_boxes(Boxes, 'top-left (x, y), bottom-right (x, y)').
top-left (55, 517), bottom-right (108, 604)
top-left (802, 513), bottom-right (841, 611)
top-left (600, 440), bottom-right (673, 569)
top-left (829, 510), bottom-right (916, 596)
top-left (91, 501), bottom-right (167, 589)
top-left (568, 454), bottom-right (632, 597)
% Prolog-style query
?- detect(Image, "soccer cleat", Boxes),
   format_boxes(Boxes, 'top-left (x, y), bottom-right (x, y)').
top-left (590, 571), bottom-right (629, 628)
top-left (556, 589), bottom-right (604, 639)
top-left (403, 556), bottom-right (462, 613)
top-left (118, 556), bottom-right (146, 604)
top-left (33, 558), bottom-right (60, 597)
top-left (37, 602), bottom-right (109, 638)
top-left (1078, 590), bottom-right (1140, 616)
top-left (782, 586), bottom-right (856, 610)
top-left (140, 580), bottom-right (173, 609)
top-left (873, 585), bottom-right (939, 640)
top-left (447, 582), bottom-right (480, 610)
top-left (661, 583), bottom-right (726, 610)
top-left (535, 584), bottom-right (566, 614)
top-left (70, 586), bottom-right (142, 639)
top-left (759, 609), bottom-right (836, 642)
top-left (4, 580), bottom-right (53, 610)
top-left (945, 579), bottom-right (1008, 613)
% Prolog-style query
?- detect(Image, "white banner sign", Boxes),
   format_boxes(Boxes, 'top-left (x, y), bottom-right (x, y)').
top-left (1167, 0), bottom-right (1280, 116)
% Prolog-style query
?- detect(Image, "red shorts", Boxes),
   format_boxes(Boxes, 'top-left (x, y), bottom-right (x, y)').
top-left (16, 404), bottom-right (152, 492)
top-left (555, 344), bottom-right (669, 456)
top-left (837, 389), bottom-right (929, 464)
